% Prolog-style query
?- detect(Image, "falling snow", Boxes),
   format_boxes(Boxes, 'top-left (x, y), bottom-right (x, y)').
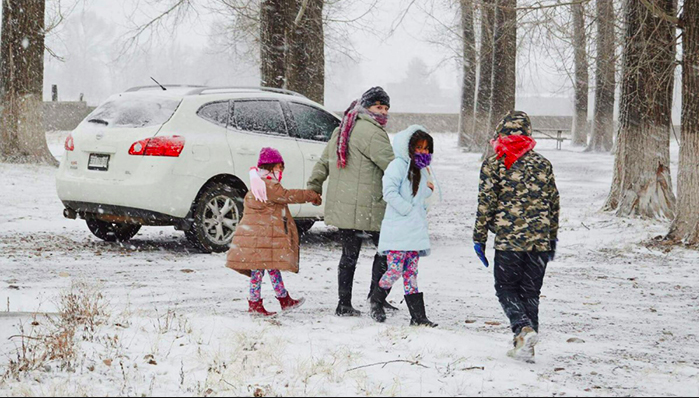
top-left (0, 132), bottom-right (697, 396)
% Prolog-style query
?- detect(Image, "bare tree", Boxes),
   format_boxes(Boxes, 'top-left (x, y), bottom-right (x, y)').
top-left (260, 0), bottom-right (291, 89)
top-left (488, 0), bottom-right (517, 135)
top-left (0, 0), bottom-right (58, 166)
top-left (587, 0), bottom-right (615, 152)
top-left (286, 0), bottom-right (325, 104)
top-left (473, 0), bottom-right (495, 152)
top-left (124, 0), bottom-right (379, 105)
top-left (604, 0), bottom-right (677, 219)
top-left (571, 1), bottom-right (589, 146)
top-left (458, 0), bottom-right (478, 149)
top-left (668, 0), bottom-right (699, 245)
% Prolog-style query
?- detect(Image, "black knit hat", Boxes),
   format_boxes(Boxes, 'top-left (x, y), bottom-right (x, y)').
top-left (361, 86), bottom-right (390, 109)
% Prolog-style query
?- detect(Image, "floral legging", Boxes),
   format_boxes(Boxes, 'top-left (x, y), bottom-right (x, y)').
top-left (379, 251), bottom-right (420, 295)
top-left (249, 270), bottom-right (288, 302)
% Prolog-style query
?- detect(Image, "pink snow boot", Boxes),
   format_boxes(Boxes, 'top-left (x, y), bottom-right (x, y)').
top-left (248, 300), bottom-right (277, 317)
top-left (277, 294), bottom-right (305, 311)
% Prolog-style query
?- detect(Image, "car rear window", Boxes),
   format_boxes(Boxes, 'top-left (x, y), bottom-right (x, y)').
top-left (86, 94), bottom-right (181, 128)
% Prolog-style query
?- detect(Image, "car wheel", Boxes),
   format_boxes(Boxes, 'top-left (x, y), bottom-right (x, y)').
top-left (295, 220), bottom-right (315, 235)
top-left (186, 183), bottom-right (244, 253)
top-left (86, 219), bottom-right (141, 242)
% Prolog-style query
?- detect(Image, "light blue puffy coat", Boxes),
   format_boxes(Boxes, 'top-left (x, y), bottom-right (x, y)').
top-left (377, 125), bottom-right (434, 256)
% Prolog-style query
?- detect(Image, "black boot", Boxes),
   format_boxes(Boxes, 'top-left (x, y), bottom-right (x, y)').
top-left (368, 254), bottom-right (399, 312)
top-left (369, 287), bottom-right (389, 323)
top-left (336, 266), bottom-right (361, 317)
top-left (337, 231), bottom-right (362, 317)
top-left (405, 293), bottom-right (438, 328)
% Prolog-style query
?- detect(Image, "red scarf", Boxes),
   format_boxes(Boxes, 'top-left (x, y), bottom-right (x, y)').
top-left (491, 135), bottom-right (537, 169)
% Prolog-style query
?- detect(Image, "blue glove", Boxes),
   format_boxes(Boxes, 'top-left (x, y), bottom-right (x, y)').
top-left (474, 243), bottom-right (489, 268)
top-left (549, 240), bottom-right (557, 262)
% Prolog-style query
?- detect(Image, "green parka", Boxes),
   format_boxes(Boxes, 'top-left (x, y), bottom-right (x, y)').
top-left (307, 114), bottom-right (395, 232)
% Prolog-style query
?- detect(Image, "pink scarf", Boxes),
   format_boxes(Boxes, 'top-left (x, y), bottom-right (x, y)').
top-left (336, 100), bottom-right (388, 168)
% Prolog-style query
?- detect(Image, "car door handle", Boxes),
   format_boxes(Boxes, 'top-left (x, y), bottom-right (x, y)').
top-left (307, 154), bottom-right (321, 161)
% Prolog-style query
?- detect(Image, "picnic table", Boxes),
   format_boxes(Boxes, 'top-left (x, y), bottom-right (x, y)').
top-left (532, 128), bottom-right (569, 150)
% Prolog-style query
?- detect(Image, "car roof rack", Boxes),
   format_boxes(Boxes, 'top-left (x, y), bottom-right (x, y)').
top-left (125, 85), bottom-right (207, 92)
top-left (188, 86), bottom-right (307, 99)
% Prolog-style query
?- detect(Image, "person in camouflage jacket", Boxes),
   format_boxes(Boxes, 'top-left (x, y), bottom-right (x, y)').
top-left (472, 110), bottom-right (560, 364)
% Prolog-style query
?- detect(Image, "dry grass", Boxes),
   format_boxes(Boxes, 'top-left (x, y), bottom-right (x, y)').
top-left (2, 281), bottom-right (107, 382)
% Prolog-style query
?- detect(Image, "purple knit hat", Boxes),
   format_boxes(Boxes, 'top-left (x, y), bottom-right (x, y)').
top-left (257, 147), bottom-right (285, 167)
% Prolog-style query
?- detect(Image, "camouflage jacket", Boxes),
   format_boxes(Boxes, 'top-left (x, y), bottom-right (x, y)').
top-left (473, 151), bottom-right (560, 252)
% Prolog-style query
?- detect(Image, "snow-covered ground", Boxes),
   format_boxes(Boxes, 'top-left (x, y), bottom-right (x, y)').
top-left (0, 132), bottom-right (698, 396)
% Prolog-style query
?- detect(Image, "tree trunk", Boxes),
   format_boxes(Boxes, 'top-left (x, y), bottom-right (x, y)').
top-left (485, 0), bottom-right (516, 159)
top-left (667, 1), bottom-right (699, 245)
top-left (286, 0), bottom-right (325, 104)
top-left (571, 2), bottom-right (589, 146)
top-left (0, 0), bottom-right (56, 166)
top-left (604, 0), bottom-right (676, 219)
top-left (457, 0), bottom-right (478, 150)
top-left (587, 0), bottom-right (616, 153)
top-left (473, 0), bottom-right (495, 152)
top-left (260, 0), bottom-right (291, 89)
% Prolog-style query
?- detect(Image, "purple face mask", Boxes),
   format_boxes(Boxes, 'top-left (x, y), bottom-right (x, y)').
top-left (414, 153), bottom-right (432, 169)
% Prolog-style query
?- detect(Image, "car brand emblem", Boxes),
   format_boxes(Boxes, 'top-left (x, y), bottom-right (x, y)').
top-left (96, 132), bottom-right (104, 140)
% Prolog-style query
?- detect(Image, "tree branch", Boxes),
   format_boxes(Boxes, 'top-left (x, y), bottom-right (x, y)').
top-left (294, 0), bottom-right (311, 26)
top-left (639, 0), bottom-right (680, 27)
top-left (346, 360), bottom-right (428, 372)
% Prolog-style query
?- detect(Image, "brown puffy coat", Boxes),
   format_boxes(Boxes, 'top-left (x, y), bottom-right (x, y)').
top-left (226, 179), bottom-right (319, 276)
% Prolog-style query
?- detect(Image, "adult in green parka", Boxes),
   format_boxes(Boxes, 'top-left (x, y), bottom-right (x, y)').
top-left (307, 87), bottom-right (396, 317)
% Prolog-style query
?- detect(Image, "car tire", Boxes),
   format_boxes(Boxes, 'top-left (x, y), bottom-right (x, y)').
top-left (86, 219), bottom-right (141, 242)
top-left (186, 183), bottom-right (245, 253)
top-left (295, 220), bottom-right (315, 236)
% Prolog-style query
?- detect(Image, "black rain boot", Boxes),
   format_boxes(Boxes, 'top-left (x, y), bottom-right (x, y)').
top-left (405, 293), bottom-right (438, 328)
top-left (336, 263), bottom-right (361, 317)
top-left (369, 287), bottom-right (390, 323)
top-left (368, 254), bottom-right (399, 312)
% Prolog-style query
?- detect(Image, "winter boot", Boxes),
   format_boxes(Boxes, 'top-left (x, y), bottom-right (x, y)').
top-left (369, 255), bottom-right (399, 312)
top-left (337, 261), bottom-right (361, 317)
top-left (277, 294), bottom-right (305, 311)
top-left (405, 293), bottom-right (438, 328)
top-left (336, 302), bottom-right (362, 317)
top-left (248, 300), bottom-right (276, 317)
top-left (367, 288), bottom-right (399, 312)
top-left (369, 287), bottom-right (390, 323)
top-left (507, 326), bottom-right (538, 364)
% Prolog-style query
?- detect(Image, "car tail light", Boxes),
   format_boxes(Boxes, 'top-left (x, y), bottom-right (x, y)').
top-left (129, 136), bottom-right (185, 157)
top-left (65, 133), bottom-right (74, 151)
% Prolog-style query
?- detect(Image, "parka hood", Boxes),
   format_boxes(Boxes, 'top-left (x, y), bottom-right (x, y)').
top-left (393, 124), bottom-right (428, 162)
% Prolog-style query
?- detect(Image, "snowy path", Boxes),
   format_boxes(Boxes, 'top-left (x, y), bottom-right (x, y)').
top-left (0, 133), bottom-right (697, 396)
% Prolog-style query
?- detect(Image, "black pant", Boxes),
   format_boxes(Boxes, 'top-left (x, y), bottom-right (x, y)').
top-left (337, 229), bottom-right (388, 306)
top-left (494, 251), bottom-right (549, 335)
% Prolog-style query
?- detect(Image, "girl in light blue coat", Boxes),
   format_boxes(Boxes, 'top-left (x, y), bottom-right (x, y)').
top-left (370, 125), bottom-right (438, 327)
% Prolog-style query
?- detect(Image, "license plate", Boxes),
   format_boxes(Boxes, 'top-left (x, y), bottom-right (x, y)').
top-left (88, 154), bottom-right (110, 171)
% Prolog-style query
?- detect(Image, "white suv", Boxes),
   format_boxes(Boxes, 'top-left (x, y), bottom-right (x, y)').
top-left (56, 86), bottom-right (339, 252)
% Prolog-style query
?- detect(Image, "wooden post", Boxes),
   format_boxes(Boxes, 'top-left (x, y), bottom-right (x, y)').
top-left (557, 130), bottom-right (562, 150)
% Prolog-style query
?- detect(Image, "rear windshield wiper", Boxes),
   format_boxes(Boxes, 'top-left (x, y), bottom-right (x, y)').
top-left (88, 118), bottom-right (109, 126)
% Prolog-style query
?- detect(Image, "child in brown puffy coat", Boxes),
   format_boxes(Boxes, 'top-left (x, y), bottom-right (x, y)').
top-left (226, 147), bottom-right (321, 316)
